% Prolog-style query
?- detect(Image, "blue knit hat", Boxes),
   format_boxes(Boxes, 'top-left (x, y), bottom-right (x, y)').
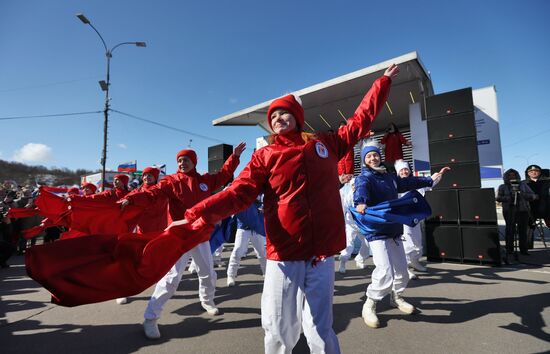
top-left (361, 145), bottom-right (381, 165)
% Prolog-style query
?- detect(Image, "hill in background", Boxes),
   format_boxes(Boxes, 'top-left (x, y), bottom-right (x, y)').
top-left (0, 159), bottom-right (95, 187)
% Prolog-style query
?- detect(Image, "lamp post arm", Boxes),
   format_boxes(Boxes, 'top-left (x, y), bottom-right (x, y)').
top-left (110, 42), bottom-right (140, 54)
top-left (86, 22), bottom-right (109, 54)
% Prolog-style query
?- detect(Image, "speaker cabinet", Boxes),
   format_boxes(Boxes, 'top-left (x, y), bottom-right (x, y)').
top-left (426, 87), bottom-right (474, 118)
top-left (426, 224), bottom-right (462, 261)
top-left (461, 226), bottom-right (501, 265)
top-left (425, 190), bottom-right (459, 222)
top-left (429, 137), bottom-right (479, 165)
top-left (427, 112), bottom-right (476, 142)
top-left (208, 144), bottom-right (233, 174)
top-left (431, 162), bottom-right (481, 190)
top-left (459, 188), bottom-right (497, 223)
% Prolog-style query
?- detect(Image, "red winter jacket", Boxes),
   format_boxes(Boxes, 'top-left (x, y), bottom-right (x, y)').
top-left (125, 154), bottom-right (239, 222)
top-left (380, 131), bottom-right (408, 162)
top-left (186, 75), bottom-right (391, 261)
top-left (127, 183), bottom-right (169, 233)
top-left (337, 149), bottom-right (355, 175)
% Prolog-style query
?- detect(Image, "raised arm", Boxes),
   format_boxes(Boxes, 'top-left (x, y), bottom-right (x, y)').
top-left (203, 142), bottom-right (245, 191)
top-left (334, 64), bottom-right (398, 158)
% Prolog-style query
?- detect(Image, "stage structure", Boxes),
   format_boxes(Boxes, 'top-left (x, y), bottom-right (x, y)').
top-left (209, 52), bottom-right (505, 265)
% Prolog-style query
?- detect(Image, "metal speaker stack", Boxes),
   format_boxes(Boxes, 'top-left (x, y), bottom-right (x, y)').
top-left (424, 88), bottom-right (501, 265)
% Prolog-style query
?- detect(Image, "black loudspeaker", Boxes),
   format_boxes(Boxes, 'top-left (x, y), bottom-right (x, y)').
top-left (426, 224), bottom-right (462, 261)
top-left (429, 137), bottom-right (479, 165)
top-left (426, 87), bottom-right (473, 118)
top-left (425, 190), bottom-right (459, 222)
top-left (431, 162), bottom-right (481, 190)
top-left (208, 144), bottom-right (233, 174)
top-left (427, 111), bottom-right (476, 142)
top-left (461, 226), bottom-right (501, 265)
top-left (459, 188), bottom-right (497, 223)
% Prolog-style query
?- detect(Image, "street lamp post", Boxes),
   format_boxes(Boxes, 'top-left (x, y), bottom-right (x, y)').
top-left (76, 13), bottom-right (146, 191)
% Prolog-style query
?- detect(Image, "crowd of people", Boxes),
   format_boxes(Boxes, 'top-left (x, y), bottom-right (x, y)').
top-left (3, 63), bottom-right (549, 354)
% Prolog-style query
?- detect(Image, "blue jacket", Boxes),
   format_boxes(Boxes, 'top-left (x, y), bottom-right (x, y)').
top-left (353, 168), bottom-right (432, 241)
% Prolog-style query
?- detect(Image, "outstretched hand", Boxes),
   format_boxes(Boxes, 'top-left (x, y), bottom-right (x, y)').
top-left (384, 64), bottom-right (399, 78)
top-left (356, 204), bottom-right (367, 214)
top-left (234, 142), bottom-right (246, 157)
top-left (431, 166), bottom-right (451, 183)
top-left (117, 198), bottom-right (129, 210)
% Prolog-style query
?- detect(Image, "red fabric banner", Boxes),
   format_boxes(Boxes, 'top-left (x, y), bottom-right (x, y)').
top-left (40, 185), bottom-right (69, 194)
top-left (25, 220), bottom-right (212, 307)
top-left (68, 197), bottom-right (142, 235)
top-left (35, 188), bottom-right (70, 227)
top-left (7, 208), bottom-right (40, 219)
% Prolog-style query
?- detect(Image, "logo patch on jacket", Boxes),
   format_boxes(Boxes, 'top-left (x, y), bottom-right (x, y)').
top-left (199, 183), bottom-right (209, 192)
top-left (315, 142), bottom-right (328, 159)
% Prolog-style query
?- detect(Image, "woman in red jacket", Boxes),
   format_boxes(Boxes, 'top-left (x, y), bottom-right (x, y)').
top-left (181, 64), bottom-right (399, 354)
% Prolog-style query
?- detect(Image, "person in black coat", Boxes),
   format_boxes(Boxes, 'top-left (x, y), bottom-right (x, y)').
top-left (496, 169), bottom-right (537, 255)
top-left (524, 164), bottom-right (550, 228)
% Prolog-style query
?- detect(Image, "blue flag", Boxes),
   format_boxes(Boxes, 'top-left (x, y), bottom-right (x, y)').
top-left (209, 216), bottom-right (235, 253)
top-left (349, 190), bottom-right (432, 235)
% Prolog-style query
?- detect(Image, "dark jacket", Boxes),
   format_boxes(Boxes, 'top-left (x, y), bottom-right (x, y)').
top-left (496, 169), bottom-right (536, 213)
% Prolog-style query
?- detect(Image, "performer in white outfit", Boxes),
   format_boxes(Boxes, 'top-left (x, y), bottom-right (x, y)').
top-left (227, 199), bottom-right (267, 286)
top-left (395, 160), bottom-right (435, 279)
top-left (338, 177), bottom-right (370, 273)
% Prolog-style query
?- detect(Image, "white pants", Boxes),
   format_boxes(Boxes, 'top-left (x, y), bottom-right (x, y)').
top-left (366, 238), bottom-right (409, 301)
top-left (402, 224), bottom-right (422, 264)
top-left (227, 228), bottom-right (266, 278)
top-left (144, 240), bottom-right (217, 320)
top-left (262, 257), bottom-right (340, 354)
top-left (339, 224), bottom-right (370, 264)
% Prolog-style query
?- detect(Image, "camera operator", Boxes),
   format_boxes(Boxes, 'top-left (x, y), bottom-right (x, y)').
top-left (496, 169), bottom-right (537, 256)
top-left (524, 164), bottom-right (550, 228)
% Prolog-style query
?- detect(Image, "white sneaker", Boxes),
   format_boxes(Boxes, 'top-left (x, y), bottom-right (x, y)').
top-left (201, 301), bottom-right (220, 316)
top-left (116, 297), bottom-right (128, 304)
top-left (188, 263), bottom-right (197, 274)
top-left (390, 292), bottom-right (415, 314)
top-left (143, 319), bottom-right (161, 339)
top-left (362, 298), bottom-right (380, 328)
top-left (356, 262), bottom-right (367, 269)
top-left (409, 260), bottom-right (427, 272)
top-left (227, 276), bottom-right (236, 287)
top-left (338, 261), bottom-right (346, 274)
top-left (408, 269), bottom-right (418, 280)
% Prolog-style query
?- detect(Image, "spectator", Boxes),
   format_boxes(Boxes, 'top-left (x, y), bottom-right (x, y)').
top-left (524, 164), bottom-right (550, 228)
top-left (497, 169), bottom-right (537, 256)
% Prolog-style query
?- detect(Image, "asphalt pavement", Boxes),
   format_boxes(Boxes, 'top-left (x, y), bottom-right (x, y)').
top-left (1, 238), bottom-right (549, 354)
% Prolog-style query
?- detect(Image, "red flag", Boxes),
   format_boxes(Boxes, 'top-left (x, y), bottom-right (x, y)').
top-left (25, 220), bottom-right (212, 307)
top-left (40, 185), bottom-right (69, 194)
top-left (35, 188), bottom-right (70, 227)
top-left (68, 197), bottom-right (142, 235)
top-left (7, 208), bottom-right (40, 219)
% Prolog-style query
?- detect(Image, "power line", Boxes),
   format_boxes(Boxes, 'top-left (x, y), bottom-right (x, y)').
top-left (503, 126), bottom-right (550, 148)
top-left (0, 77), bottom-right (100, 93)
top-left (0, 111), bottom-right (102, 121)
top-left (111, 109), bottom-right (226, 144)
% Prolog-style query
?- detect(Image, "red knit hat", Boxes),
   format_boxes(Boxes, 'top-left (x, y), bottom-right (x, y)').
top-left (267, 94), bottom-right (304, 131)
top-left (81, 182), bottom-right (97, 193)
top-left (114, 174), bottom-right (129, 186)
top-left (176, 149), bottom-right (197, 166)
top-left (67, 187), bottom-right (80, 195)
top-left (142, 166), bottom-right (160, 182)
